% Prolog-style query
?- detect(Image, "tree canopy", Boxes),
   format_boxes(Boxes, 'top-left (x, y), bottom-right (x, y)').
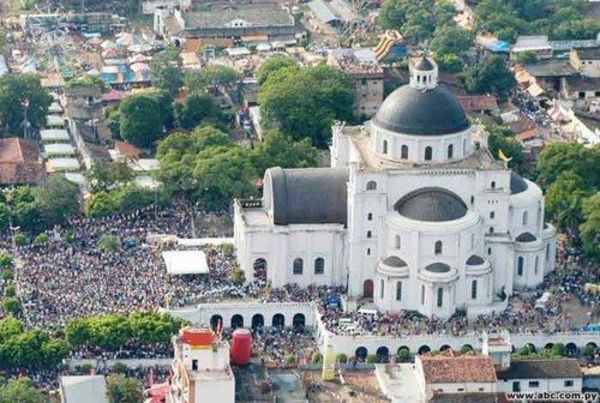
top-left (580, 194), bottom-right (600, 261)
top-left (32, 175), bottom-right (80, 227)
top-left (0, 74), bottom-right (52, 135)
top-left (119, 90), bottom-right (173, 148)
top-left (174, 93), bottom-right (224, 131)
top-left (486, 125), bottom-right (525, 173)
top-left (150, 48), bottom-right (183, 98)
top-left (464, 56), bottom-right (516, 101)
top-left (250, 130), bottom-right (319, 175)
top-left (256, 55), bottom-right (298, 86)
top-left (184, 65), bottom-right (241, 95)
top-left (106, 375), bottom-right (143, 403)
top-left (0, 379), bottom-right (44, 403)
top-left (258, 64), bottom-right (354, 148)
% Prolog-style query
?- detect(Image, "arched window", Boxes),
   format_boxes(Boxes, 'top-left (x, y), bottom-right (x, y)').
top-left (437, 287), bottom-right (443, 307)
top-left (534, 256), bottom-right (539, 274)
top-left (421, 285), bottom-right (425, 305)
top-left (463, 139), bottom-right (467, 154)
top-left (489, 227), bottom-right (494, 234)
top-left (396, 281), bottom-right (402, 301)
top-left (293, 258), bottom-right (303, 275)
top-left (401, 145), bottom-right (408, 159)
top-left (395, 235), bottom-right (401, 249)
top-left (546, 244), bottom-right (550, 261)
top-left (491, 181), bottom-right (496, 189)
top-left (471, 280), bottom-right (477, 299)
top-left (383, 140), bottom-right (388, 154)
top-left (367, 231), bottom-right (372, 239)
top-left (470, 196), bottom-right (475, 205)
top-left (434, 241), bottom-right (442, 255)
top-left (367, 248), bottom-right (371, 256)
top-left (490, 211), bottom-right (495, 219)
top-left (447, 144), bottom-right (453, 159)
top-left (379, 279), bottom-right (385, 299)
top-left (517, 256), bottom-right (524, 276)
top-left (314, 257), bottom-right (324, 275)
top-left (366, 181), bottom-right (377, 191)
top-left (522, 211), bottom-right (528, 225)
top-left (367, 213), bottom-right (373, 221)
top-left (424, 146), bottom-right (432, 161)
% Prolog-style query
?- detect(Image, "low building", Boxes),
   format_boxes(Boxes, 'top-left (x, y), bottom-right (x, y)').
top-left (155, 3), bottom-right (299, 41)
top-left (417, 353), bottom-right (498, 399)
top-left (327, 48), bottom-right (384, 118)
top-left (60, 375), bottom-right (108, 403)
top-left (168, 327), bottom-right (235, 403)
top-left (496, 359), bottom-right (583, 394)
top-left (512, 36), bottom-right (553, 60)
top-left (570, 46), bottom-right (600, 78)
top-left (457, 95), bottom-right (498, 116)
top-left (0, 138), bottom-right (45, 186)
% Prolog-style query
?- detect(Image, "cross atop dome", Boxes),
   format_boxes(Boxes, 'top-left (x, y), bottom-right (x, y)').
top-left (410, 55), bottom-right (438, 90)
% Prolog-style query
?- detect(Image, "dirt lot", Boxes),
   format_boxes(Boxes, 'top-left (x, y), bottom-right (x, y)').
top-left (301, 369), bottom-right (389, 403)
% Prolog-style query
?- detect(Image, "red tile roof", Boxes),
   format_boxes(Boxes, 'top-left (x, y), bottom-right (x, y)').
top-left (420, 354), bottom-right (497, 384)
top-left (0, 138), bottom-right (45, 185)
top-left (457, 95), bottom-right (498, 113)
top-left (114, 140), bottom-right (142, 159)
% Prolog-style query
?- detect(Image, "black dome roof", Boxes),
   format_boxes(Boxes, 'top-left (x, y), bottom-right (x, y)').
top-left (510, 172), bottom-right (528, 194)
top-left (425, 263), bottom-right (451, 273)
top-left (516, 232), bottom-right (537, 243)
top-left (383, 256), bottom-right (407, 267)
top-left (466, 255), bottom-right (485, 265)
top-left (415, 56), bottom-right (434, 71)
top-left (394, 187), bottom-right (468, 222)
top-left (373, 85), bottom-right (470, 135)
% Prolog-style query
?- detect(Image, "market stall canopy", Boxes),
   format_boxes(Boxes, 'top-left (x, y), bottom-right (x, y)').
top-left (162, 250), bottom-right (209, 275)
top-left (40, 129), bottom-right (70, 143)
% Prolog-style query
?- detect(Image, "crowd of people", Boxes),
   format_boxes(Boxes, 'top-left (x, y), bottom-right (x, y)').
top-left (8, 202), bottom-right (246, 327)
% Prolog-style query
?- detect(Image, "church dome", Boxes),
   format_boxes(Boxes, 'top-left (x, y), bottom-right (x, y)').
top-left (394, 187), bottom-right (468, 222)
top-left (373, 85), bottom-right (470, 135)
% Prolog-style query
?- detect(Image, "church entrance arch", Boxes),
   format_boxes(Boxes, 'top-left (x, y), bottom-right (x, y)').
top-left (231, 314), bottom-right (244, 329)
top-left (293, 313), bottom-right (305, 330)
top-left (210, 315), bottom-right (223, 331)
top-left (272, 313), bottom-right (285, 328)
top-left (363, 279), bottom-right (374, 298)
top-left (253, 258), bottom-right (267, 286)
top-left (355, 347), bottom-right (368, 361)
top-left (251, 314), bottom-right (264, 330)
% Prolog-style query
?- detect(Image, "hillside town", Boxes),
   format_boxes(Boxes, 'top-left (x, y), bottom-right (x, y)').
top-left (0, 0), bottom-right (598, 402)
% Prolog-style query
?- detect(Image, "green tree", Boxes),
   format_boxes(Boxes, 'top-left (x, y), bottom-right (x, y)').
top-left (85, 192), bottom-right (118, 218)
top-left (0, 317), bottom-right (24, 343)
top-left (535, 143), bottom-right (600, 190)
top-left (0, 204), bottom-right (9, 232)
top-left (34, 232), bottom-right (49, 245)
top-left (3, 297), bottom-right (20, 315)
top-left (151, 49), bottom-right (183, 98)
top-left (98, 234), bottom-right (120, 252)
top-left (256, 55), bottom-right (298, 86)
top-left (487, 125), bottom-right (525, 173)
top-left (86, 161), bottom-right (134, 193)
top-left (580, 194), bottom-right (600, 261)
top-left (336, 353), bottom-right (348, 363)
top-left (232, 268), bottom-right (246, 286)
top-left (0, 379), bottom-right (44, 403)
top-left (258, 65), bottom-right (354, 148)
top-left (87, 314), bottom-right (131, 350)
top-left (437, 53), bottom-right (465, 73)
top-left (184, 66), bottom-right (241, 95)
top-left (119, 93), bottom-right (166, 147)
top-left (516, 51), bottom-right (537, 64)
top-left (114, 185), bottom-right (155, 214)
top-left (311, 351), bottom-right (323, 364)
top-left (0, 252), bottom-right (11, 268)
top-left (13, 234), bottom-right (28, 247)
top-left (32, 175), bottom-right (80, 227)
top-left (465, 56), bottom-right (516, 101)
top-left (105, 106), bottom-right (121, 139)
top-left (112, 362), bottom-right (129, 374)
top-left (398, 348), bottom-right (411, 362)
top-left (366, 354), bottom-right (378, 363)
top-left (0, 74), bottom-right (52, 134)
top-left (106, 374), bottom-right (143, 403)
top-left (4, 285), bottom-right (15, 298)
top-left (430, 24), bottom-right (473, 58)
top-left (174, 93), bottom-right (223, 130)
top-left (191, 147), bottom-right (257, 210)
top-left (379, 0), bottom-right (456, 43)
top-left (550, 343), bottom-right (566, 357)
top-left (250, 130), bottom-right (319, 175)
top-left (41, 338), bottom-right (70, 366)
top-left (129, 312), bottom-right (184, 344)
top-left (545, 171), bottom-right (589, 232)
top-left (65, 317), bottom-right (91, 347)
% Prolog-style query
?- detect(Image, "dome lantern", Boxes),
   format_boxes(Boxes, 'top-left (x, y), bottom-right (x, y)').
top-left (410, 55), bottom-right (438, 90)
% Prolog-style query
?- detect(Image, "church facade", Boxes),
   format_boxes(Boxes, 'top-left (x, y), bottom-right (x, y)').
top-left (234, 57), bottom-right (556, 318)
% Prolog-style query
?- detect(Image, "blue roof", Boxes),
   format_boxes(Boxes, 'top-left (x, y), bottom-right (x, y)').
top-left (487, 40), bottom-right (511, 53)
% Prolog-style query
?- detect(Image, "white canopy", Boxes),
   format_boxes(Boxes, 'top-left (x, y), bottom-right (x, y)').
top-left (44, 143), bottom-right (76, 156)
top-left (45, 115), bottom-right (65, 128)
top-left (46, 158), bottom-right (80, 172)
top-left (40, 129), bottom-right (70, 142)
top-left (162, 250), bottom-right (209, 275)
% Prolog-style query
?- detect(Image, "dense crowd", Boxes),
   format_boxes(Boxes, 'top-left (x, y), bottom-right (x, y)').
top-left (10, 202), bottom-right (244, 327)
top-left (320, 251), bottom-right (599, 337)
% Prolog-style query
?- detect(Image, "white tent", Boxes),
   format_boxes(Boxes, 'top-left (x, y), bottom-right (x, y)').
top-left (40, 129), bottom-right (70, 143)
top-left (162, 250), bottom-right (209, 275)
top-left (45, 115), bottom-right (65, 128)
top-left (46, 158), bottom-right (80, 172)
top-left (44, 143), bottom-right (76, 157)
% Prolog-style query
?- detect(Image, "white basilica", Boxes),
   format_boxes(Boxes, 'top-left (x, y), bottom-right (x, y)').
top-left (234, 56), bottom-right (557, 318)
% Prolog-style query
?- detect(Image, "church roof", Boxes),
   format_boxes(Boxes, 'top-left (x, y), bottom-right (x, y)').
top-left (263, 167), bottom-right (348, 226)
top-left (510, 171), bottom-right (528, 194)
top-left (516, 232), bottom-right (537, 243)
top-left (394, 187), bottom-right (468, 222)
top-left (415, 56), bottom-right (434, 71)
top-left (425, 263), bottom-right (451, 273)
top-left (466, 255), bottom-right (485, 265)
top-left (383, 256), bottom-right (408, 267)
top-left (373, 85), bottom-right (470, 135)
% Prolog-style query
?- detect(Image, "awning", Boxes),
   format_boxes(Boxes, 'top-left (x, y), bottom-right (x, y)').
top-left (162, 250), bottom-right (209, 275)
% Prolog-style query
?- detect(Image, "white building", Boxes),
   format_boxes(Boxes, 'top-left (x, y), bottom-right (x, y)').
top-left (234, 56), bottom-right (557, 318)
top-left (168, 328), bottom-right (235, 403)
